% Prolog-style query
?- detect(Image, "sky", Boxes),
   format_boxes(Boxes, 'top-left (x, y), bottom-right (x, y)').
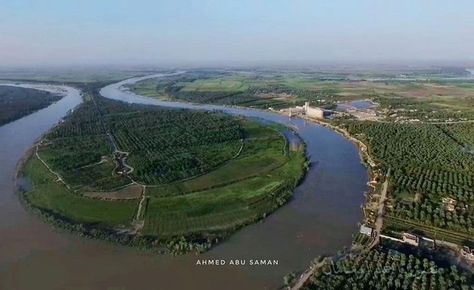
top-left (0, 0), bottom-right (473, 68)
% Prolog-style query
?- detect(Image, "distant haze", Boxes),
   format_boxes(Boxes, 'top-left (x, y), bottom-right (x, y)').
top-left (1, 0), bottom-right (473, 68)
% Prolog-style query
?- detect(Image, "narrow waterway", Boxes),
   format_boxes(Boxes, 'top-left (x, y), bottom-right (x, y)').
top-left (0, 75), bottom-right (368, 290)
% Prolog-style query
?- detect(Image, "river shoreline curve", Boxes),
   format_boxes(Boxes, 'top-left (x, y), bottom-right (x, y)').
top-left (1, 75), bottom-right (368, 290)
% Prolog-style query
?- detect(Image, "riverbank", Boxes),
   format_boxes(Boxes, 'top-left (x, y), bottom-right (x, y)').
top-left (292, 114), bottom-right (382, 228)
top-left (274, 113), bottom-right (385, 289)
top-left (17, 138), bottom-right (309, 256)
top-left (2, 75), bottom-right (367, 290)
top-left (15, 76), bottom-right (367, 257)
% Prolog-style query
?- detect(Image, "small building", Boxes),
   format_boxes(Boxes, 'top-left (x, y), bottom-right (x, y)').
top-left (359, 225), bottom-right (373, 236)
top-left (442, 197), bottom-right (457, 212)
top-left (402, 233), bottom-right (419, 246)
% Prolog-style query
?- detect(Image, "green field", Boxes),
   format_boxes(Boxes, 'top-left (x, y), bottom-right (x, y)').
top-left (0, 70), bottom-right (147, 83)
top-left (143, 123), bottom-right (305, 237)
top-left (128, 71), bottom-right (343, 110)
top-left (130, 71), bottom-right (474, 122)
top-left (21, 93), bottom-right (307, 252)
top-left (181, 78), bottom-right (249, 92)
top-left (22, 157), bottom-right (138, 227)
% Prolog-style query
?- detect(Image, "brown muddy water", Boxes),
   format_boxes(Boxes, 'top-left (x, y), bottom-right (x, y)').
top-left (0, 76), bottom-right (368, 290)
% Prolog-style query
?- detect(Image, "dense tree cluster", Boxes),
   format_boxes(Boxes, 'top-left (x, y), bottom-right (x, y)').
top-left (334, 120), bottom-right (474, 237)
top-left (439, 123), bottom-right (474, 152)
top-left (305, 249), bottom-right (473, 290)
top-left (0, 85), bottom-right (62, 126)
top-left (107, 106), bottom-right (242, 184)
top-left (41, 96), bottom-right (244, 189)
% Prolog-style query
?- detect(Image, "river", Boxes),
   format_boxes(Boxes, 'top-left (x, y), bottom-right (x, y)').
top-left (0, 75), bottom-right (367, 290)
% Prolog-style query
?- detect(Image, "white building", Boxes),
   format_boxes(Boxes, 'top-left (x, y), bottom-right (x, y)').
top-left (287, 102), bottom-right (325, 118)
top-left (359, 225), bottom-right (373, 236)
top-left (402, 233), bottom-right (419, 246)
top-left (304, 102), bottom-right (324, 119)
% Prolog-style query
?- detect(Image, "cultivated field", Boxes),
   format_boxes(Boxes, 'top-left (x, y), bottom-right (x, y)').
top-left (21, 93), bottom-right (307, 252)
top-left (132, 69), bottom-right (474, 248)
top-left (129, 70), bottom-right (474, 119)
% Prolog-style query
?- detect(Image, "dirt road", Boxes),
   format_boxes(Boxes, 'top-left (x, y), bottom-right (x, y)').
top-left (290, 259), bottom-right (326, 290)
top-left (368, 168), bottom-right (390, 249)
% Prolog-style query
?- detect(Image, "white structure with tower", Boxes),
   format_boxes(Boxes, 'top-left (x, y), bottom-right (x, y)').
top-left (304, 101), bottom-right (324, 119)
top-left (287, 102), bottom-right (324, 119)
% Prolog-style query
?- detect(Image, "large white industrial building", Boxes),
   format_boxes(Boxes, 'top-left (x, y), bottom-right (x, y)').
top-left (287, 102), bottom-right (324, 119)
top-left (304, 102), bottom-right (324, 119)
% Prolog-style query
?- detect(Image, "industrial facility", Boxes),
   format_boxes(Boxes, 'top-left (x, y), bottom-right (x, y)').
top-left (285, 102), bottom-right (325, 119)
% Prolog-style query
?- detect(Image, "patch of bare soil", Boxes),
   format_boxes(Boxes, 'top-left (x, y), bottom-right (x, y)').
top-left (83, 184), bottom-right (143, 200)
top-left (257, 92), bottom-right (296, 100)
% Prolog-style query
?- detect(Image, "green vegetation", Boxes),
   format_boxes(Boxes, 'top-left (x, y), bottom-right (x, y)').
top-left (0, 85), bottom-right (62, 126)
top-left (21, 92), bottom-right (307, 253)
top-left (352, 232), bottom-right (371, 247)
top-left (17, 68), bottom-right (473, 261)
top-left (128, 71), bottom-right (346, 110)
top-left (333, 120), bottom-right (474, 244)
top-left (22, 157), bottom-right (138, 227)
top-left (0, 70), bottom-right (147, 83)
top-left (111, 107), bottom-right (242, 185)
top-left (129, 70), bottom-right (474, 118)
top-left (143, 134), bottom-right (305, 237)
top-left (319, 72), bottom-right (474, 247)
top-left (304, 249), bottom-right (473, 290)
top-left (40, 95), bottom-right (243, 190)
top-left (376, 93), bottom-right (474, 122)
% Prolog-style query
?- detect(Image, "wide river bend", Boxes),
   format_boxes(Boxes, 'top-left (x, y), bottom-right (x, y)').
top-left (0, 75), bottom-right (367, 290)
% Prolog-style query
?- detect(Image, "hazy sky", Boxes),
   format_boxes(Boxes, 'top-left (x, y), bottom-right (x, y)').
top-left (1, 0), bottom-right (473, 67)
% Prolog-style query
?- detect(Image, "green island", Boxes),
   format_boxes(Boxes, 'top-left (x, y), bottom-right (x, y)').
top-left (128, 69), bottom-right (474, 287)
top-left (0, 85), bottom-right (62, 126)
top-left (19, 90), bottom-right (307, 254)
